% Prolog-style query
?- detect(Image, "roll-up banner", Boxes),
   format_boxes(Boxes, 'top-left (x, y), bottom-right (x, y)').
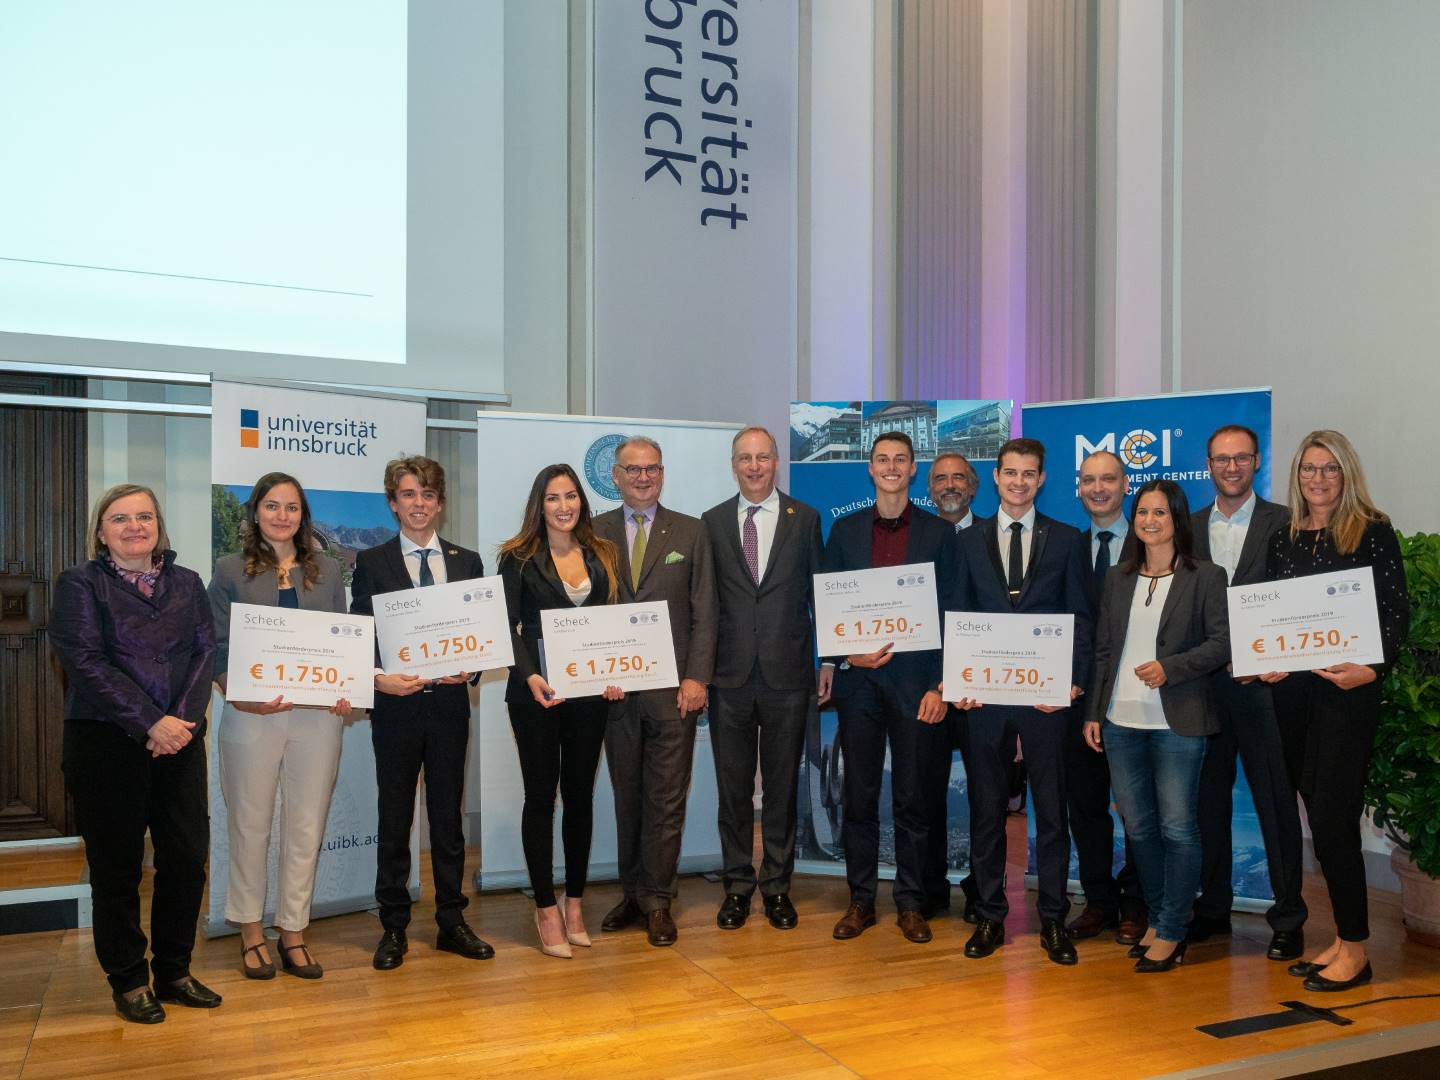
top-left (787, 400), bottom-right (1014, 881)
top-left (205, 378), bottom-right (427, 936)
top-left (1021, 387), bottom-right (1277, 906)
top-left (473, 411), bottom-right (740, 891)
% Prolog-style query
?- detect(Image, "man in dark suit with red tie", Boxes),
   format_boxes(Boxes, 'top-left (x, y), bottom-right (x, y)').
top-left (351, 456), bottom-right (492, 970)
top-left (702, 426), bottom-right (824, 931)
top-left (951, 437), bottom-right (1092, 965)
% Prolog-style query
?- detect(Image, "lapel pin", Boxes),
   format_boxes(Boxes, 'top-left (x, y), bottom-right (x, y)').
top-left (786, 507), bottom-right (795, 515)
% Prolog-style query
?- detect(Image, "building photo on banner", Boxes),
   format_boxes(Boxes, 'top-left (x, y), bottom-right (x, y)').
top-left (205, 378), bottom-right (427, 935)
top-left (788, 399), bottom-right (1014, 882)
top-left (1021, 387), bottom-right (1277, 907)
top-left (471, 411), bottom-right (741, 893)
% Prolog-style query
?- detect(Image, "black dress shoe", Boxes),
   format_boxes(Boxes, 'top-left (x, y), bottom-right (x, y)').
top-left (1040, 918), bottom-right (1078, 966)
top-left (437, 921), bottom-right (495, 960)
top-left (601, 896), bottom-right (644, 933)
top-left (1136, 939), bottom-right (1187, 973)
top-left (964, 918), bottom-right (1005, 958)
top-left (717, 893), bottom-right (750, 930)
top-left (155, 976), bottom-right (223, 1008)
top-left (113, 988), bottom-right (165, 1024)
top-left (1303, 961), bottom-right (1373, 993)
top-left (1185, 914), bottom-right (1232, 942)
top-left (1287, 959), bottom-right (1323, 978)
top-left (1267, 929), bottom-right (1305, 962)
top-left (959, 877), bottom-right (980, 924)
top-left (373, 928), bottom-right (408, 970)
top-left (646, 908), bottom-right (678, 947)
top-left (764, 894), bottom-right (798, 930)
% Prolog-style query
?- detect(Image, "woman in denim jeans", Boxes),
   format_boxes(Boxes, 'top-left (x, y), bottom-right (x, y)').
top-left (1083, 479), bottom-right (1229, 972)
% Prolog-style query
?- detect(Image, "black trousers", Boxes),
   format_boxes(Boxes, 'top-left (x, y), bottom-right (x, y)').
top-left (710, 669), bottom-right (812, 898)
top-left (964, 704), bottom-right (1071, 923)
top-left (605, 689), bottom-right (697, 913)
top-left (509, 697), bottom-right (608, 907)
top-left (1272, 673), bottom-right (1381, 942)
top-left (371, 695), bottom-right (469, 932)
top-left (63, 719), bottom-right (209, 994)
top-left (834, 673), bottom-right (950, 912)
top-left (1195, 675), bottom-right (1308, 931)
top-left (1064, 712), bottom-right (1146, 917)
top-left (923, 707), bottom-right (962, 911)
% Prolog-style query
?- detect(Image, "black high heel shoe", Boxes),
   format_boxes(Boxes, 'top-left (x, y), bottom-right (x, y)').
top-left (1135, 939), bottom-right (1187, 973)
top-left (1127, 942), bottom-right (1151, 959)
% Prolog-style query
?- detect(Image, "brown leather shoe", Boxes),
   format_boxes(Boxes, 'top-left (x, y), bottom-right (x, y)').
top-left (1116, 911), bottom-right (1148, 947)
top-left (601, 896), bottom-right (644, 933)
top-left (832, 903), bottom-right (877, 940)
top-left (1066, 905), bottom-right (1119, 940)
top-left (646, 908), bottom-right (678, 947)
top-left (897, 910), bottom-right (932, 944)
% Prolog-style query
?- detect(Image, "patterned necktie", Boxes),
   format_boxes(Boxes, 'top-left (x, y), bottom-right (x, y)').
top-left (630, 512), bottom-right (648, 591)
top-left (1094, 530), bottom-right (1114, 591)
top-left (743, 505), bottom-right (761, 584)
top-left (1007, 521), bottom-right (1024, 600)
top-left (417, 548), bottom-right (434, 587)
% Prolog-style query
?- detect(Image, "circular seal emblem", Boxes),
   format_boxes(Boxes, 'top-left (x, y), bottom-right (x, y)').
top-left (584, 433), bottom-right (627, 503)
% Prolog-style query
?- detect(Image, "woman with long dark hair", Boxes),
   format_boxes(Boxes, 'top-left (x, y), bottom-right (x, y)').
top-left (1084, 479), bottom-right (1229, 972)
top-left (499, 464), bottom-right (624, 958)
top-left (1264, 431), bottom-right (1408, 991)
top-left (208, 472), bottom-right (351, 980)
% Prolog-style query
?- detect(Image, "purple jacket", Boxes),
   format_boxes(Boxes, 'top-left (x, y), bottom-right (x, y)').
top-left (49, 552), bottom-right (216, 744)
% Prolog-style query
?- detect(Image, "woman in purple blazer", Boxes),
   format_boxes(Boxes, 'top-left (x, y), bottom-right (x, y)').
top-left (49, 484), bottom-right (220, 1025)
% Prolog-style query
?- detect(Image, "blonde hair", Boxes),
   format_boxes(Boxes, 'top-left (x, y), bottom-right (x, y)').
top-left (88, 484), bottom-right (170, 559)
top-left (1285, 429), bottom-right (1387, 555)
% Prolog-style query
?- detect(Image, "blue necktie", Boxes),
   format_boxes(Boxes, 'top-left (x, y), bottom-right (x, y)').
top-left (417, 548), bottom-right (435, 587)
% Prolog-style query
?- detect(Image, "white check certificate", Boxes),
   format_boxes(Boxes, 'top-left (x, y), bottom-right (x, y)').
top-left (372, 576), bottom-right (515, 678)
top-left (226, 603), bottom-right (375, 708)
top-left (540, 602), bottom-right (680, 699)
top-left (814, 562), bottom-right (941, 656)
top-left (1229, 567), bottom-right (1384, 677)
top-left (942, 612), bottom-right (1074, 707)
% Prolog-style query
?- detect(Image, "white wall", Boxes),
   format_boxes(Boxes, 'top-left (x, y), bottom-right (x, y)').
top-left (1178, 0), bottom-right (1440, 530)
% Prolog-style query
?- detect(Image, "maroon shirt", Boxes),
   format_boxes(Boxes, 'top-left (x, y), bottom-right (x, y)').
top-left (870, 502), bottom-right (912, 567)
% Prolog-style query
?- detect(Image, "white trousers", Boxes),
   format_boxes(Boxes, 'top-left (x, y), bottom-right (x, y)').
top-left (218, 703), bottom-right (343, 930)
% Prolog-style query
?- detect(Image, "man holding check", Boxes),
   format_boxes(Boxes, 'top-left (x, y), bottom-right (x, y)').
top-left (350, 455), bottom-right (491, 971)
top-left (819, 431), bottom-right (960, 945)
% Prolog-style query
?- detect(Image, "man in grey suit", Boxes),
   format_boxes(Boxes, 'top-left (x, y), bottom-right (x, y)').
top-left (702, 426), bottom-right (824, 931)
top-left (594, 435), bottom-right (718, 947)
top-left (1187, 423), bottom-right (1308, 961)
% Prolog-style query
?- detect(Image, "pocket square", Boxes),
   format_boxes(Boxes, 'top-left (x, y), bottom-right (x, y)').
top-left (664, 551), bottom-right (685, 565)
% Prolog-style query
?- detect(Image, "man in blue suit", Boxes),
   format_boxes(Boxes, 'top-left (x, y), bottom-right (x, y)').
top-left (819, 432), bottom-right (961, 945)
top-left (951, 437), bottom-right (1093, 965)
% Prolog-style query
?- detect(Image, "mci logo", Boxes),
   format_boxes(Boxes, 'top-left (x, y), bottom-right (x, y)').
top-left (1076, 428), bottom-right (1179, 470)
top-left (239, 409), bottom-right (260, 449)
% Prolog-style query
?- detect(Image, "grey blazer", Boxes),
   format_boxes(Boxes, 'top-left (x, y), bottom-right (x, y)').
top-left (1085, 559), bottom-right (1230, 737)
top-left (208, 552), bottom-right (349, 675)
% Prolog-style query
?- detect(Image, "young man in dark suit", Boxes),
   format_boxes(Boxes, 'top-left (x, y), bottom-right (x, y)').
top-left (350, 455), bottom-right (492, 970)
top-left (1067, 450), bottom-right (1147, 945)
top-left (1188, 423), bottom-right (1307, 961)
top-left (593, 435), bottom-right (718, 947)
top-left (820, 431), bottom-right (960, 945)
top-left (951, 437), bottom-right (1092, 965)
top-left (702, 426), bottom-right (824, 931)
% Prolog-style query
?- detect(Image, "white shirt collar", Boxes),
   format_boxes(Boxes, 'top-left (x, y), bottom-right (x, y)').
top-left (997, 505), bottom-right (1037, 532)
top-left (399, 531), bottom-right (439, 555)
top-left (740, 489), bottom-right (781, 515)
top-left (1210, 490), bottom-right (1257, 525)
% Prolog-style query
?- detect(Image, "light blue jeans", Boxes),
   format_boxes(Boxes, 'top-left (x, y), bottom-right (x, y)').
top-left (1103, 722), bottom-right (1208, 943)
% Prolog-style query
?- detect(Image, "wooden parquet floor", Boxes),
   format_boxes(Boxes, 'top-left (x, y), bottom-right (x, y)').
top-left (4, 818), bottom-right (1440, 1079)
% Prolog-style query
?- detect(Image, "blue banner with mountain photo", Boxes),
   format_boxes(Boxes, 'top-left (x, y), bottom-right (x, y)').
top-left (1019, 387), bottom-right (1276, 907)
top-left (789, 400), bottom-right (1014, 882)
top-left (205, 378), bottom-right (429, 935)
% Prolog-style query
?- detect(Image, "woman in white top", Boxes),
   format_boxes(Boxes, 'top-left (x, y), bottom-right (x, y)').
top-left (498, 464), bottom-right (625, 958)
top-left (1084, 479), bottom-right (1229, 972)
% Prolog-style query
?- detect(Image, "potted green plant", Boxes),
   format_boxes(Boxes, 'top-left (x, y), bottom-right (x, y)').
top-left (1366, 530), bottom-right (1440, 946)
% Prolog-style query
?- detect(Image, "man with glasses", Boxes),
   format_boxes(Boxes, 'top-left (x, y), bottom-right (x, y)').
top-left (1187, 424), bottom-right (1308, 961)
top-left (594, 435), bottom-right (717, 947)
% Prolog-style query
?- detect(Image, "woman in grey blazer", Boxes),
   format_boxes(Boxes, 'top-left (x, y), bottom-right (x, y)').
top-left (1083, 479), bottom-right (1229, 972)
top-left (209, 472), bottom-right (351, 980)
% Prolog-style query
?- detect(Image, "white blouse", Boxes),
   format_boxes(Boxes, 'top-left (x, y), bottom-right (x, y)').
top-left (562, 576), bottom-right (592, 605)
top-left (1106, 573), bottom-right (1174, 730)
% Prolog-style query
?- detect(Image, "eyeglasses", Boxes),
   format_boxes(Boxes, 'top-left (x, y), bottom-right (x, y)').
top-left (105, 512), bottom-right (157, 526)
top-left (618, 464), bottom-right (663, 479)
top-left (1298, 463), bottom-right (1342, 479)
top-left (1209, 453), bottom-right (1256, 468)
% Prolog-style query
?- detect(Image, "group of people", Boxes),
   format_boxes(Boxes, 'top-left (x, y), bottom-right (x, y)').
top-left (48, 421), bottom-right (1407, 1026)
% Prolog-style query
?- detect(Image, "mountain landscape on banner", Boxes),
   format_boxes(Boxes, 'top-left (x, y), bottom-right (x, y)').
top-left (211, 484), bottom-right (396, 584)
